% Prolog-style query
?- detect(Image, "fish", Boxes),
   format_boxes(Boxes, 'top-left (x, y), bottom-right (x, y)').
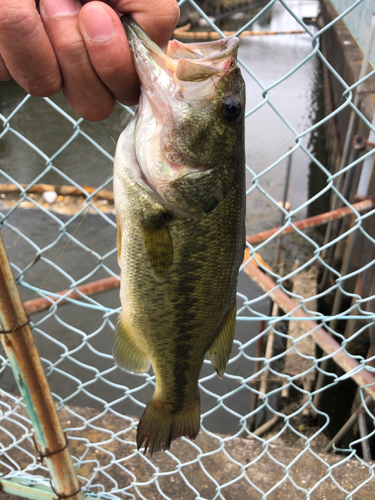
top-left (113, 15), bottom-right (246, 455)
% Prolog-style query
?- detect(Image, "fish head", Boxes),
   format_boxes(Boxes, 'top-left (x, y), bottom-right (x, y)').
top-left (123, 16), bottom-right (245, 218)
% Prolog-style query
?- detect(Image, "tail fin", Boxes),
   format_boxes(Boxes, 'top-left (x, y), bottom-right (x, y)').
top-left (136, 398), bottom-right (200, 455)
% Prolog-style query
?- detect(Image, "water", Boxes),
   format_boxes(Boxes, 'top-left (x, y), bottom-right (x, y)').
top-left (0, 0), bottom-right (321, 433)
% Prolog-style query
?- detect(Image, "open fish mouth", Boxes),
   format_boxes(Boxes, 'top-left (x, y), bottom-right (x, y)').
top-left (121, 15), bottom-right (244, 218)
top-left (121, 15), bottom-right (239, 95)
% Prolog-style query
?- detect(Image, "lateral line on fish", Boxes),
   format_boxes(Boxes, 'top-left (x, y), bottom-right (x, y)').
top-left (0, 171), bottom-right (114, 355)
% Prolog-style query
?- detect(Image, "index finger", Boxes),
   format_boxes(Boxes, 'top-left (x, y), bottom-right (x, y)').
top-left (0, 1), bottom-right (62, 96)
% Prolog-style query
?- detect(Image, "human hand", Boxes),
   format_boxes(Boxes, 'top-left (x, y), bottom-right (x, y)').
top-left (0, 0), bottom-right (180, 121)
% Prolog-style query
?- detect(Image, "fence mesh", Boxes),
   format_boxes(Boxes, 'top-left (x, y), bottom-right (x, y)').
top-left (1, 0), bottom-right (375, 498)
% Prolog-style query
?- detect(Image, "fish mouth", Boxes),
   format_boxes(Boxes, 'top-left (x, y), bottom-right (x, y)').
top-left (122, 16), bottom-right (242, 218)
top-left (121, 15), bottom-right (239, 94)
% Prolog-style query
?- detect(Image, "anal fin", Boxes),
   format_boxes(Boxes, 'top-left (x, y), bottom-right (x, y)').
top-left (141, 215), bottom-right (173, 281)
top-left (113, 314), bottom-right (150, 373)
top-left (207, 303), bottom-right (236, 378)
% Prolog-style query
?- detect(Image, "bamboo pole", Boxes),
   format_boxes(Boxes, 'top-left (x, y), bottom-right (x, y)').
top-left (0, 232), bottom-right (84, 500)
top-left (242, 261), bottom-right (375, 401)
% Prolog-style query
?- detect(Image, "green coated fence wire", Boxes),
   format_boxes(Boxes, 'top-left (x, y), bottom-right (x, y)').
top-left (1, 0), bottom-right (375, 498)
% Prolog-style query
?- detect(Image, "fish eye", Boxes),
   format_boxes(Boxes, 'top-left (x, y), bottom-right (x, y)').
top-left (221, 97), bottom-right (242, 122)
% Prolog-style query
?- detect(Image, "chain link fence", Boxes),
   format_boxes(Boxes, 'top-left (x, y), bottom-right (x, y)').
top-left (1, 0), bottom-right (375, 498)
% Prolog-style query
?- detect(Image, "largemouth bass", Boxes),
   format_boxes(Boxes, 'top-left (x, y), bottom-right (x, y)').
top-left (113, 16), bottom-right (246, 455)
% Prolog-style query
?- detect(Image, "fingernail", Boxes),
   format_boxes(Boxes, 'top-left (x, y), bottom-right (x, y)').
top-left (81, 5), bottom-right (116, 42)
top-left (42, 0), bottom-right (81, 18)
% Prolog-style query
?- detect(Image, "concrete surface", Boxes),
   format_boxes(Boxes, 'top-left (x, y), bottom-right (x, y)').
top-left (1, 399), bottom-right (375, 500)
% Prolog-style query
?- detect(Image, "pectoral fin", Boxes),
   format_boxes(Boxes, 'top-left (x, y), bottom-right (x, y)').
top-left (141, 215), bottom-right (173, 281)
top-left (113, 314), bottom-right (150, 373)
top-left (207, 303), bottom-right (236, 378)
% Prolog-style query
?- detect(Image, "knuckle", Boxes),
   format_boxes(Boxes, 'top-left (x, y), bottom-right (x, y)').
top-left (155, 0), bottom-right (180, 23)
top-left (23, 73), bottom-right (62, 97)
top-left (165, 0), bottom-right (181, 16)
top-left (0, 7), bottom-right (38, 38)
top-left (95, 59), bottom-right (122, 79)
top-left (54, 36), bottom-right (87, 61)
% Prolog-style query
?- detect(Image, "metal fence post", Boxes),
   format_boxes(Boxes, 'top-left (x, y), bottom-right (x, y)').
top-left (0, 232), bottom-right (84, 500)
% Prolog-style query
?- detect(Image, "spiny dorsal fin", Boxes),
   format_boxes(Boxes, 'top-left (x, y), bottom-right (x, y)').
top-left (113, 314), bottom-right (150, 373)
top-left (207, 303), bottom-right (236, 378)
top-left (141, 215), bottom-right (173, 281)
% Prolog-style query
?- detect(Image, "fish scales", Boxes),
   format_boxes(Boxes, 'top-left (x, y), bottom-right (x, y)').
top-left (113, 16), bottom-right (246, 455)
